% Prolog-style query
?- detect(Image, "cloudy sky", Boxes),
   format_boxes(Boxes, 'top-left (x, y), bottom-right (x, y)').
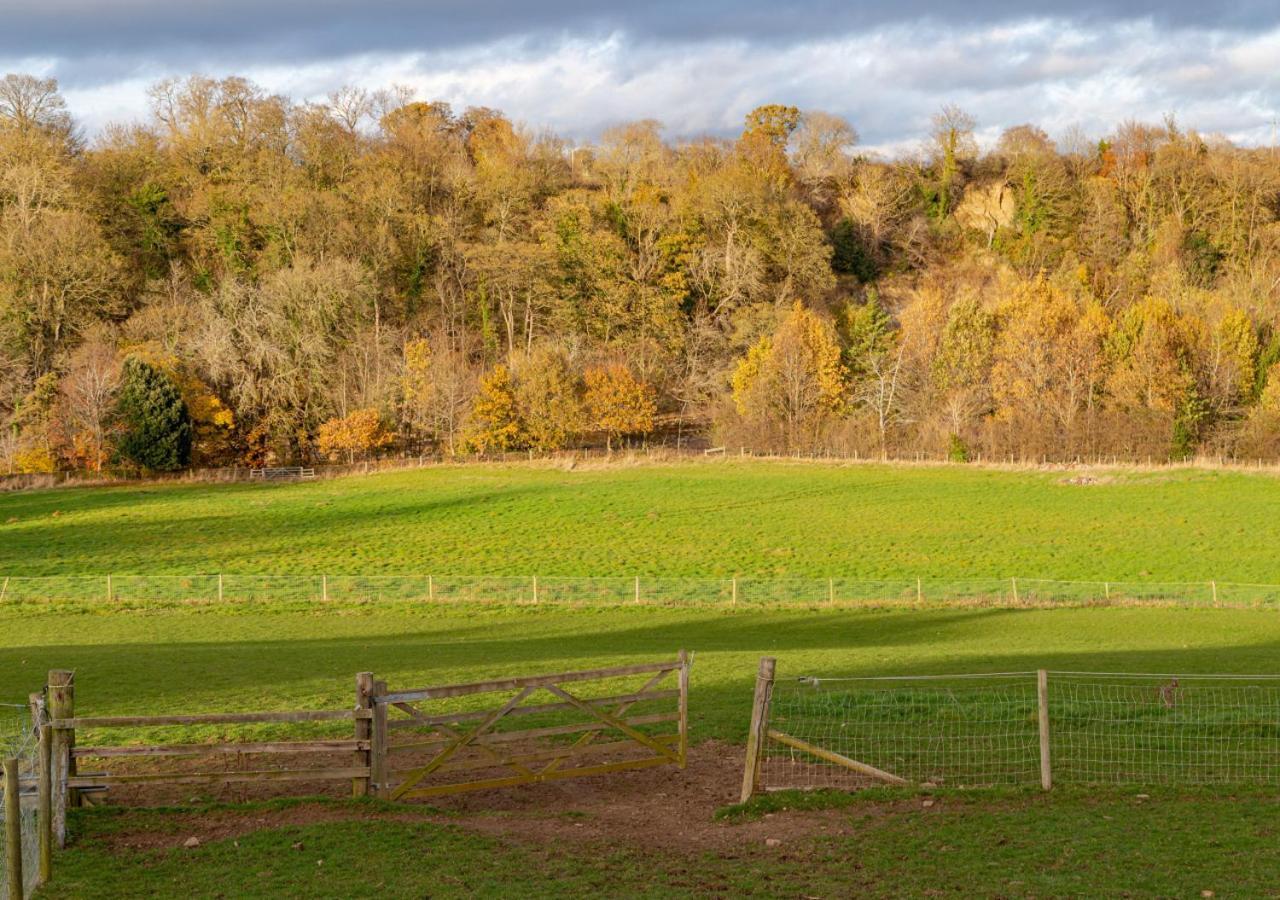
top-left (2, 1), bottom-right (1278, 154)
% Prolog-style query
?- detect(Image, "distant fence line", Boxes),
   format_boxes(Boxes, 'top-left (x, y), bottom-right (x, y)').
top-left (1, 574), bottom-right (1278, 609)
top-left (6, 444), bottom-right (1280, 492)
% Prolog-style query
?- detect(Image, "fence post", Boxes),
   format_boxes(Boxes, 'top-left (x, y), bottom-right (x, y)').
top-left (731, 577), bottom-right (738, 607)
top-left (28, 693), bottom-right (50, 887)
top-left (428, 575), bottom-right (434, 602)
top-left (47, 670), bottom-right (75, 845)
top-left (1011, 577), bottom-right (1020, 604)
top-left (1037, 669), bottom-right (1052, 791)
top-left (634, 576), bottom-right (641, 604)
top-left (677, 649), bottom-right (690, 768)
top-left (1104, 581), bottom-right (1110, 602)
top-left (217, 573), bottom-right (223, 603)
top-left (370, 679), bottom-right (388, 797)
top-left (0, 577), bottom-right (8, 604)
top-left (739, 656), bottom-right (776, 803)
top-left (321, 574), bottom-right (328, 603)
top-left (532, 576), bottom-right (538, 604)
top-left (105, 574), bottom-right (112, 602)
top-left (4, 757), bottom-right (21, 900)
top-left (828, 577), bottom-right (834, 604)
top-left (1211, 580), bottom-right (1218, 606)
top-left (916, 577), bottom-right (923, 604)
top-left (353, 672), bottom-right (374, 798)
top-left (37, 723), bottom-right (51, 888)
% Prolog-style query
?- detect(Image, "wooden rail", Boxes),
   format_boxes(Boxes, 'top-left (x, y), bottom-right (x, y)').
top-left (376, 652), bottom-right (690, 801)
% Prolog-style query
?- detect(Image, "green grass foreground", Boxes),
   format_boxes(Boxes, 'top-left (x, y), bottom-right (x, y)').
top-left (7, 461), bottom-right (1280, 897)
top-left (2, 459), bottom-right (1280, 580)
top-left (42, 788), bottom-right (1280, 898)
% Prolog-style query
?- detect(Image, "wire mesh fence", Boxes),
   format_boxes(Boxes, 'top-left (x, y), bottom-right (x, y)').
top-left (1, 703), bottom-right (40, 899)
top-left (757, 670), bottom-right (1280, 793)
top-left (2, 574), bottom-right (1280, 609)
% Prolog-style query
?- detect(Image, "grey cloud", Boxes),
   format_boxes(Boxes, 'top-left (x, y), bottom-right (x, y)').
top-left (2, 0), bottom-right (1277, 71)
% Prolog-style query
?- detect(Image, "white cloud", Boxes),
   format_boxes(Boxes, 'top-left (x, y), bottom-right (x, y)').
top-left (4, 16), bottom-right (1279, 152)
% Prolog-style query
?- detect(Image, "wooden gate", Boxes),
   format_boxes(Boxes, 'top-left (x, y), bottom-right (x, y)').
top-left (374, 652), bottom-right (689, 800)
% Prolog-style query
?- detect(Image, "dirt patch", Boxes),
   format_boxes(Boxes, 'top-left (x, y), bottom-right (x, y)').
top-left (88, 741), bottom-right (875, 856)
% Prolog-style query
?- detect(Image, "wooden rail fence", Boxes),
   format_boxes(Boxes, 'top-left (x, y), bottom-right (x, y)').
top-left (35, 653), bottom-right (691, 813)
top-left (375, 653), bottom-right (690, 801)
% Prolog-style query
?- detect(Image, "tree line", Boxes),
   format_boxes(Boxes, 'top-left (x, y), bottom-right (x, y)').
top-left (2, 72), bottom-right (1279, 473)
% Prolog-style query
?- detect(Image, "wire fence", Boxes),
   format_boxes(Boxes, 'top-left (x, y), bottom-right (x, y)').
top-left (1, 574), bottom-right (1279, 609)
top-left (1, 703), bottom-right (39, 899)
top-left (759, 670), bottom-right (1280, 792)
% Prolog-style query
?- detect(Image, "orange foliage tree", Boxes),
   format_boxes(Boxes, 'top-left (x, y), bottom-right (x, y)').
top-left (583, 365), bottom-right (656, 451)
top-left (315, 408), bottom-right (394, 463)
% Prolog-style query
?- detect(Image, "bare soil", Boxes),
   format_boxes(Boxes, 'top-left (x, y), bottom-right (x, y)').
top-left (87, 741), bottom-right (877, 856)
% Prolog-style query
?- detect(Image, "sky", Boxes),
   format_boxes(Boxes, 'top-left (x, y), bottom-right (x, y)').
top-left (2, 1), bottom-right (1278, 155)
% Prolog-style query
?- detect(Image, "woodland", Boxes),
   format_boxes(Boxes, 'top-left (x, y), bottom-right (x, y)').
top-left (2, 73), bottom-right (1280, 471)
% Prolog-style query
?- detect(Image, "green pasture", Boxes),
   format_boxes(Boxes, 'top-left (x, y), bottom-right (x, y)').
top-left (2, 460), bottom-right (1279, 581)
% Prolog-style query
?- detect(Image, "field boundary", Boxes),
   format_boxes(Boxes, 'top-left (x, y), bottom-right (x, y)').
top-left (7, 443), bottom-right (1280, 493)
top-left (742, 660), bottom-right (1280, 799)
top-left (2, 573), bottom-right (1279, 610)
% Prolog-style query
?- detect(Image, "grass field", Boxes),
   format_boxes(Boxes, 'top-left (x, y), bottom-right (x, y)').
top-left (5, 460), bottom-right (1280, 896)
top-left (2, 459), bottom-right (1280, 580)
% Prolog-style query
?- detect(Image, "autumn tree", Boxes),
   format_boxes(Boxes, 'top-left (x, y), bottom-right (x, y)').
top-left (583, 364), bottom-right (656, 451)
top-left (732, 303), bottom-right (845, 451)
top-left (466, 364), bottom-right (526, 453)
top-left (515, 347), bottom-right (582, 450)
top-left (316, 407), bottom-right (393, 463)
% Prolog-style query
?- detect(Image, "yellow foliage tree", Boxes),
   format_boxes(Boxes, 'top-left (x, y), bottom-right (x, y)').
top-left (315, 408), bottom-right (393, 463)
top-left (465, 364), bottom-right (526, 453)
top-left (515, 348), bottom-right (583, 451)
top-left (583, 364), bottom-right (656, 451)
top-left (732, 302), bottom-right (844, 451)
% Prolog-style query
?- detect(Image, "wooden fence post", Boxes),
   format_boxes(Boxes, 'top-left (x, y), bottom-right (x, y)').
top-left (47, 670), bottom-right (75, 845)
top-left (217, 573), bottom-right (223, 603)
top-left (916, 577), bottom-right (923, 604)
top-left (38, 724), bottom-right (51, 887)
top-left (353, 673), bottom-right (374, 798)
top-left (739, 656), bottom-right (776, 803)
top-left (321, 574), bottom-right (328, 603)
top-left (1037, 669), bottom-right (1052, 791)
top-left (427, 575), bottom-right (434, 602)
top-left (370, 680), bottom-right (388, 797)
top-left (731, 577), bottom-right (738, 607)
top-left (532, 576), bottom-right (538, 604)
top-left (1011, 577), bottom-right (1020, 604)
top-left (828, 578), bottom-right (834, 604)
top-left (28, 693), bottom-right (50, 887)
top-left (677, 650), bottom-right (690, 768)
top-left (4, 757), bottom-right (20, 900)
top-left (634, 576), bottom-right (641, 604)
top-left (1211, 580), bottom-right (1218, 606)
top-left (105, 574), bottom-right (112, 603)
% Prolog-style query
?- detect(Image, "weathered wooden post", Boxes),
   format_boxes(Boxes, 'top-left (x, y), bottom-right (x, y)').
top-left (28, 693), bottom-right (50, 887)
top-left (370, 679), bottom-right (388, 797)
top-left (353, 672), bottom-right (374, 798)
top-left (739, 656), bottom-right (776, 803)
top-left (1037, 669), bottom-right (1052, 791)
top-left (4, 757), bottom-right (20, 900)
top-left (38, 723), bottom-right (51, 887)
top-left (47, 670), bottom-right (75, 846)
top-left (1011, 577), bottom-right (1020, 604)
